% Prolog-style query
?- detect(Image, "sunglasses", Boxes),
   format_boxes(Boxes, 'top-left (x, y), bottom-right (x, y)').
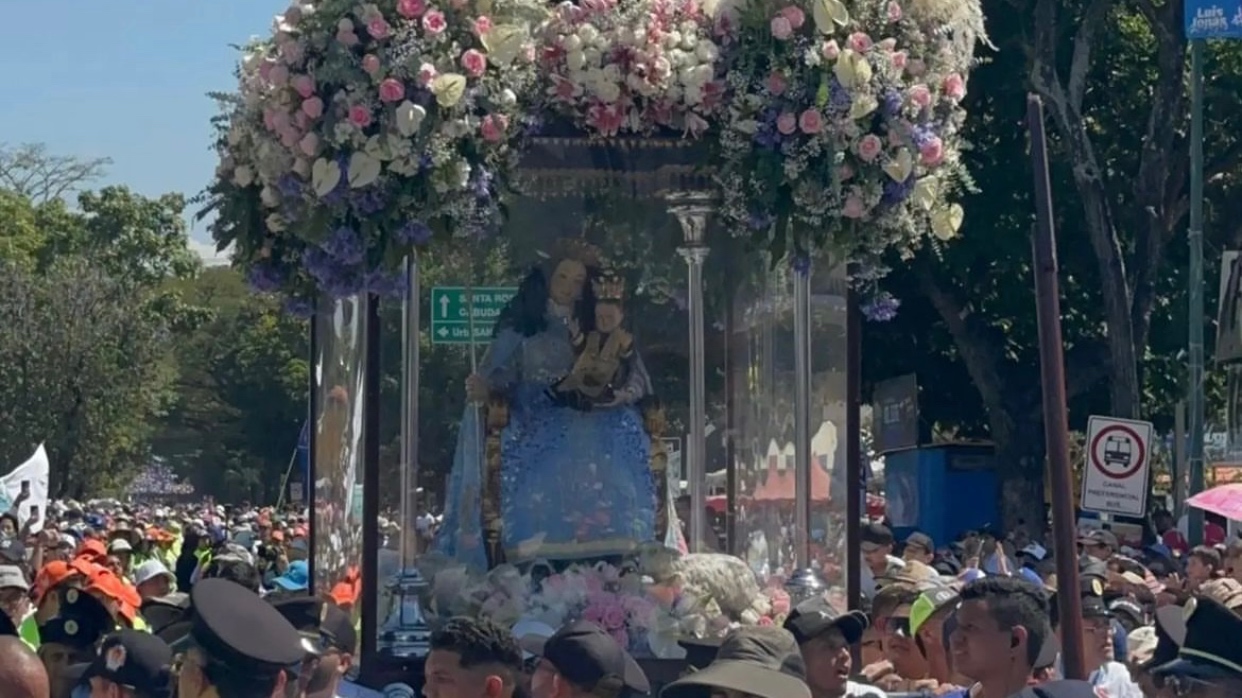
top-left (880, 616), bottom-right (911, 636)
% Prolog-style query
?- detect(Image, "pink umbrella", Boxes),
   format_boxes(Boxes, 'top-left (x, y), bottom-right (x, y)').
top-left (1187, 483), bottom-right (1242, 521)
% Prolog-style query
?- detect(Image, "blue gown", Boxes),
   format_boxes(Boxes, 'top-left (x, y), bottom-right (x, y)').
top-left (435, 305), bottom-right (656, 569)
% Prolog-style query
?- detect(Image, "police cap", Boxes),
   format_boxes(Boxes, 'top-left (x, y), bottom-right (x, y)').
top-left (1153, 596), bottom-right (1242, 681)
top-left (189, 578), bottom-right (304, 674)
top-left (39, 587), bottom-right (115, 650)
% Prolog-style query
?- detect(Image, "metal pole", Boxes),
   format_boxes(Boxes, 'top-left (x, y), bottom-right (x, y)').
top-left (1028, 94), bottom-right (1086, 681)
top-left (793, 263), bottom-right (812, 569)
top-left (400, 253), bottom-right (421, 567)
top-left (1175, 401), bottom-right (1187, 517)
top-left (667, 190), bottom-right (715, 552)
top-left (1188, 38), bottom-right (1207, 546)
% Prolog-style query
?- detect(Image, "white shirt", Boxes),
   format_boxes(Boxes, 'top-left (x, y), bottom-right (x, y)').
top-left (1089, 661), bottom-right (1143, 698)
top-left (335, 680), bottom-right (384, 698)
top-left (845, 680), bottom-right (888, 698)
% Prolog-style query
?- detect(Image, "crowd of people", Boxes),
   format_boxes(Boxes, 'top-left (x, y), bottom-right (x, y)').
top-left (3, 490), bottom-right (1242, 698)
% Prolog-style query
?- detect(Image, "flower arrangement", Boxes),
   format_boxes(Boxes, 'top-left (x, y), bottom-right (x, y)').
top-left (203, 0), bottom-right (546, 306)
top-left (714, 0), bottom-right (985, 263)
top-left (538, 0), bottom-right (726, 136)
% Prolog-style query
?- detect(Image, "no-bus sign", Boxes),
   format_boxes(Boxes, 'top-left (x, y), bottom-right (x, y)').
top-left (1081, 415), bottom-right (1154, 516)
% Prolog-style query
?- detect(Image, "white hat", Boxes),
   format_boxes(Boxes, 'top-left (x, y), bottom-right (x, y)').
top-left (132, 559), bottom-right (174, 587)
top-left (511, 618), bottom-right (556, 659)
top-left (1020, 543), bottom-right (1048, 561)
top-left (107, 539), bottom-right (133, 553)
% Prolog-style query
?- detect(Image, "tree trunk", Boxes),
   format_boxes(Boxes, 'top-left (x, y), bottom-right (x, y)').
top-left (995, 413), bottom-right (1049, 537)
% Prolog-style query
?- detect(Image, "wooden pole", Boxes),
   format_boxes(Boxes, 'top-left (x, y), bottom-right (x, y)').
top-left (1027, 94), bottom-right (1086, 680)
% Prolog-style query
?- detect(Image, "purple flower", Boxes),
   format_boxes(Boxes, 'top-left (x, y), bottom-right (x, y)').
top-left (880, 176), bottom-right (915, 208)
top-left (395, 220), bottom-right (433, 246)
top-left (321, 226), bottom-right (365, 266)
top-left (748, 212), bottom-right (774, 231)
top-left (881, 90), bottom-right (903, 117)
top-left (861, 292), bottom-right (901, 322)
top-left (911, 123), bottom-right (939, 148)
top-left (277, 174), bottom-right (304, 198)
top-left (350, 187), bottom-right (388, 216)
top-left (365, 268), bottom-right (409, 298)
top-left (246, 263), bottom-right (284, 293)
top-left (283, 297), bottom-right (314, 318)
top-left (828, 78), bottom-right (852, 113)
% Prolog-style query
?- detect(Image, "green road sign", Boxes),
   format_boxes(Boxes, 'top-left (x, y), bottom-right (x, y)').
top-left (429, 286), bottom-right (517, 344)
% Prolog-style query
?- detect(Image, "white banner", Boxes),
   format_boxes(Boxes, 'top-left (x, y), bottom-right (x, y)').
top-left (0, 444), bottom-right (50, 533)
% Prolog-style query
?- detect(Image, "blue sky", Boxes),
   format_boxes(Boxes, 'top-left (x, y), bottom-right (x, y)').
top-left (0, 0), bottom-right (284, 262)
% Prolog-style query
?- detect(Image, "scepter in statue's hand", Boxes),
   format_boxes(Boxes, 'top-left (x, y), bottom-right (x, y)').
top-left (465, 374), bottom-right (488, 402)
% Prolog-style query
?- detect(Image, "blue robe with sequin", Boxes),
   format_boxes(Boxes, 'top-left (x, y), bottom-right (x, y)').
top-left (434, 308), bottom-right (656, 569)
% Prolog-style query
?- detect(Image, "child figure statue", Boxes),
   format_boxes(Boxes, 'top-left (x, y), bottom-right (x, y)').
top-left (554, 269), bottom-right (641, 409)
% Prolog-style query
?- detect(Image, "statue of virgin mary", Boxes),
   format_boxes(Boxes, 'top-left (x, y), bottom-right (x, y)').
top-left (434, 241), bottom-right (658, 569)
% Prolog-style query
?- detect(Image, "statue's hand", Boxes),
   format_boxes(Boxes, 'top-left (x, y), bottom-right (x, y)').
top-left (465, 373), bottom-right (488, 402)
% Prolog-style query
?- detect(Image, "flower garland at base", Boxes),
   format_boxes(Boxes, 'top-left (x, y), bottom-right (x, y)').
top-left (716, 0), bottom-right (981, 266)
top-left (427, 561), bottom-right (805, 659)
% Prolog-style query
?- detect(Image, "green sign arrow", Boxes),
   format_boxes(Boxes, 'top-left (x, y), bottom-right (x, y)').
top-left (429, 286), bottom-right (517, 344)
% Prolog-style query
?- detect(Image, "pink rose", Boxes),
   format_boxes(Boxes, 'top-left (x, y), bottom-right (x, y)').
top-left (302, 96), bottom-right (325, 119)
top-left (887, 0), bottom-right (903, 21)
top-left (908, 84), bottom-right (932, 108)
top-left (822, 40), bottom-right (840, 60)
top-left (293, 110), bottom-right (310, 130)
top-left (601, 605), bottom-right (627, 630)
top-left (270, 110), bottom-right (291, 133)
top-left (396, 0), bottom-right (427, 18)
top-left (842, 195), bottom-right (866, 218)
top-left (480, 114), bottom-right (509, 142)
top-left (583, 604), bottom-right (604, 623)
top-left (779, 5), bottom-right (805, 28)
top-left (474, 16), bottom-right (493, 35)
top-left (891, 50), bottom-right (908, 70)
top-left (418, 63), bottom-right (438, 85)
top-left (856, 134), bottom-right (883, 161)
top-left (766, 72), bottom-right (787, 95)
top-left (298, 132), bottom-right (320, 157)
top-left (943, 73), bottom-right (967, 101)
top-left (757, 616), bottom-right (775, 626)
top-left (919, 136), bottom-right (944, 165)
top-left (362, 54), bottom-right (381, 75)
top-left (348, 105), bottom-right (373, 127)
top-left (337, 30), bottom-right (359, 46)
top-left (268, 64), bottom-right (290, 87)
top-left (367, 17), bottom-right (391, 39)
top-left (776, 112), bottom-right (797, 135)
top-left (848, 32), bottom-right (873, 52)
top-left (798, 109), bottom-right (823, 134)
top-left (379, 78), bottom-right (405, 102)
top-left (291, 74), bottom-right (315, 99)
top-left (460, 48), bottom-right (488, 77)
top-left (280, 130), bottom-right (300, 149)
top-left (769, 16), bottom-right (793, 40)
top-left (422, 10), bottom-right (447, 34)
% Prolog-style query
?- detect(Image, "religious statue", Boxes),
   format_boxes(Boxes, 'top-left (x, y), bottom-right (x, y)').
top-left (434, 241), bottom-right (663, 569)
top-left (551, 270), bottom-right (640, 410)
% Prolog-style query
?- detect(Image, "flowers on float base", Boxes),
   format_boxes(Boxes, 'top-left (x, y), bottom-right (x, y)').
top-left (715, 0), bottom-right (984, 264)
top-left (205, 0), bottom-right (544, 304)
top-left (539, 0), bottom-right (726, 136)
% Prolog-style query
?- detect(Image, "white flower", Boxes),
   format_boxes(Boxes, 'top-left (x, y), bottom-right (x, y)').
top-left (498, 88), bottom-right (517, 106)
top-left (577, 25), bottom-right (599, 46)
top-left (616, 27), bottom-right (636, 45)
top-left (804, 49), bottom-right (822, 67)
top-left (593, 80), bottom-right (622, 102)
top-left (664, 30), bottom-right (682, 48)
top-left (232, 165), bottom-right (255, 187)
top-left (453, 161), bottom-right (472, 189)
top-left (292, 158), bottom-right (311, 177)
top-left (562, 34), bottom-right (582, 51)
top-left (566, 50), bottom-right (587, 72)
top-left (395, 101), bottom-right (427, 137)
top-left (583, 47), bottom-right (602, 66)
top-left (695, 42), bottom-right (719, 63)
top-left (260, 185), bottom-right (281, 208)
top-left (265, 213), bottom-right (288, 231)
top-left (733, 119), bottom-right (760, 134)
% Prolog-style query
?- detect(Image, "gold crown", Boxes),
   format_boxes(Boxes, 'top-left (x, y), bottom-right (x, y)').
top-left (551, 237), bottom-right (603, 268)
top-left (593, 270), bottom-right (626, 301)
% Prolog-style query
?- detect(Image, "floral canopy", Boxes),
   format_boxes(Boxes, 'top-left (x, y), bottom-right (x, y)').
top-left (202, 0), bottom-right (987, 308)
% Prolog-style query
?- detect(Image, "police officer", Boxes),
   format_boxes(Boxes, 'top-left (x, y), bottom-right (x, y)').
top-left (78, 629), bottom-right (175, 698)
top-left (39, 588), bottom-right (116, 698)
top-left (270, 596), bottom-right (357, 698)
top-left (1152, 595), bottom-right (1242, 693)
top-left (176, 578), bottom-right (305, 698)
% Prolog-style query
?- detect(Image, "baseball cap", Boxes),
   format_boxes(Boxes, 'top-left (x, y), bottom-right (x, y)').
top-left (861, 523), bottom-right (894, 550)
top-left (909, 586), bottom-right (959, 636)
top-left (904, 532), bottom-right (934, 553)
top-left (81, 630), bottom-right (174, 698)
top-left (783, 597), bottom-right (868, 645)
top-left (1020, 543), bottom-right (1048, 561)
top-left (0, 538), bottom-right (26, 563)
top-left (520, 620), bottom-right (650, 696)
top-left (132, 560), bottom-right (175, 588)
top-left (1079, 530), bottom-right (1118, 550)
top-left (271, 560), bottom-right (309, 591)
top-left (661, 626), bottom-right (811, 698)
top-left (512, 618), bottom-right (556, 660)
top-left (0, 564), bottom-right (29, 592)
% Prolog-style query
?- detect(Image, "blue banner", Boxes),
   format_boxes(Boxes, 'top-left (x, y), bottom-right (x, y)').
top-left (1186, 0), bottom-right (1242, 39)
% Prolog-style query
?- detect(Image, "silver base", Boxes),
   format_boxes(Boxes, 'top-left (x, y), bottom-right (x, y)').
top-left (783, 568), bottom-right (828, 605)
top-left (378, 569), bottom-right (433, 659)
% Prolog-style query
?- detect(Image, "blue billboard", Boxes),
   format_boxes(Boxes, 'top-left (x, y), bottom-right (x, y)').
top-left (1186, 0), bottom-right (1242, 39)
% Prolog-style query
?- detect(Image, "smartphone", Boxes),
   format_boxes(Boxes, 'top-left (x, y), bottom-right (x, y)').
top-left (19, 480), bottom-right (29, 496)
top-left (28, 506), bottom-right (39, 520)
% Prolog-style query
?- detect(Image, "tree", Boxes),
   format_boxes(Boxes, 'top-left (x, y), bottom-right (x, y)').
top-left (0, 143), bottom-right (110, 205)
top-left (0, 258), bottom-right (173, 497)
top-left (864, 1), bottom-right (1242, 529)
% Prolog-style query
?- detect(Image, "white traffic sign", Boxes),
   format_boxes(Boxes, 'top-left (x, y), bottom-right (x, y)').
top-left (1081, 415), bottom-right (1153, 516)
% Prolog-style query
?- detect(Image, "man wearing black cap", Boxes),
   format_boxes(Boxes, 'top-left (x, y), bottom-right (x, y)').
top-left (902, 533), bottom-right (935, 566)
top-left (661, 626), bottom-right (810, 698)
top-left (522, 620), bottom-right (650, 698)
top-left (861, 523), bottom-right (904, 597)
top-left (426, 616), bottom-right (524, 698)
top-left (1078, 530), bottom-right (1117, 563)
top-left (176, 578), bottom-right (305, 698)
top-left (270, 596), bottom-right (358, 698)
top-left (784, 598), bottom-right (882, 698)
top-left (1152, 594), bottom-right (1242, 694)
top-left (39, 588), bottom-right (117, 698)
top-left (80, 629), bottom-right (174, 698)
top-left (1050, 578), bottom-right (1141, 698)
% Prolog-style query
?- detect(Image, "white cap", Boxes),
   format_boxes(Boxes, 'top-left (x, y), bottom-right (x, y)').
top-left (1020, 543), bottom-right (1048, 561)
top-left (132, 559), bottom-right (175, 587)
top-left (511, 618), bottom-right (555, 659)
top-left (108, 538), bottom-right (133, 553)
